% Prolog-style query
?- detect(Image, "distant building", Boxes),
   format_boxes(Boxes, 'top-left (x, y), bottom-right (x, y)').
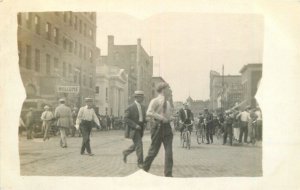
top-left (18, 12), bottom-right (98, 107)
top-left (104, 36), bottom-right (153, 106)
top-left (186, 96), bottom-right (210, 115)
top-left (216, 82), bottom-right (243, 110)
top-left (151, 76), bottom-right (173, 98)
top-left (239, 63), bottom-right (262, 109)
top-left (209, 71), bottom-right (241, 110)
top-left (95, 61), bottom-right (128, 117)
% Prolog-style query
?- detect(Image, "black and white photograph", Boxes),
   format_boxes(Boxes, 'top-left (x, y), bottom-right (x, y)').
top-left (18, 11), bottom-right (263, 177)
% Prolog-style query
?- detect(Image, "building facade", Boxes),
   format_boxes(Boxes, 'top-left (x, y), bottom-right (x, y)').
top-left (104, 36), bottom-right (153, 106)
top-left (186, 96), bottom-right (210, 115)
top-left (18, 12), bottom-right (98, 108)
top-left (239, 63), bottom-right (262, 109)
top-left (95, 59), bottom-right (128, 117)
top-left (209, 70), bottom-right (241, 111)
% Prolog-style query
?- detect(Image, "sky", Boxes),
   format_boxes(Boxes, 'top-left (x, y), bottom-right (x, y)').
top-left (96, 13), bottom-right (264, 102)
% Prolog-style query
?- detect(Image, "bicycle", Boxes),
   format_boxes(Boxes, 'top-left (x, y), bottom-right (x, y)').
top-left (180, 123), bottom-right (192, 149)
top-left (196, 123), bottom-right (205, 144)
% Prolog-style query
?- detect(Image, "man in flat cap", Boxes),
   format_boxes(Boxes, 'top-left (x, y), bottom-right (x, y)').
top-left (143, 82), bottom-right (174, 177)
top-left (122, 90), bottom-right (147, 168)
top-left (55, 98), bottom-right (73, 148)
top-left (76, 98), bottom-right (100, 156)
top-left (41, 105), bottom-right (54, 141)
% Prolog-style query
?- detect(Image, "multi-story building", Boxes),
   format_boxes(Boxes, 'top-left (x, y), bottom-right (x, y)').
top-left (216, 82), bottom-right (243, 110)
top-left (94, 58), bottom-right (128, 117)
top-left (151, 76), bottom-right (173, 98)
top-left (186, 96), bottom-right (210, 115)
top-left (239, 63), bottom-right (262, 109)
top-left (209, 70), bottom-right (241, 111)
top-left (104, 36), bottom-right (153, 106)
top-left (18, 12), bottom-right (98, 108)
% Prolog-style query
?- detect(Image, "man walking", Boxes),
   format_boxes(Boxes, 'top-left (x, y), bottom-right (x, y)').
top-left (203, 108), bottom-right (214, 144)
top-left (143, 82), bottom-right (174, 177)
top-left (76, 98), bottom-right (100, 156)
top-left (55, 98), bottom-right (73, 148)
top-left (122, 91), bottom-right (147, 168)
top-left (223, 111), bottom-right (234, 146)
top-left (25, 107), bottom-right (34, 139)
top-left (41, 105), bottom-right (54, 141)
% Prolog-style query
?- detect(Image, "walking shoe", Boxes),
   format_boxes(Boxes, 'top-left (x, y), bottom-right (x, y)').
top-left (88, 153), bottom-right (94, 156)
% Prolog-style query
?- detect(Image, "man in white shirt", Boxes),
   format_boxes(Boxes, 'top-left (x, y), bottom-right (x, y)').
top-left (76, 98), bottom-right (100, 156)
top-left (143, 82), bottom-right (174, 177)
top-left (41, 105), bottom-right (54, 141)
top-left (122, 91), bottom-right (147, 168)
top-left (255, 107), bottom-right (263, 141)
top-left (237, 106), bottom-right (251, 143)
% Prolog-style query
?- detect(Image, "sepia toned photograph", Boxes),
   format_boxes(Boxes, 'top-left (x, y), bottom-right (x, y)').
top-left (18, 11), bottom-right (263, 177)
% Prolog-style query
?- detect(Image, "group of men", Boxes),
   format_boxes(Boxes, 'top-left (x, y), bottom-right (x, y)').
top-left (122, 82), bottom-right (174, 177)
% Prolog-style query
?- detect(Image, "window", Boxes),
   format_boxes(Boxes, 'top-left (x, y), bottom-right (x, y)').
top-left (74, 41), bottom-right (77, 54)
top-left (95, 86), bottom-right (99, 94)
top-left (69, 12), bottom-right (72, 26)
top-left (17, 13), bottom-right (22, 25)
top-left (89, 29), bottom-right (94, 39)
top-left (54, 27), bottom-right (59, 44)
top-left (79, 44), bottom-right (82, 57)
top-left (83, 46), bottom-right (86, 60)
top-left (105, 88), bottom-right (108, 102)
top-left (130, 52), bottom-right (135, 61)
top-left (68, 64), bottom-right (72, 74)
top-left (79, 20), bottom-right (82, 33)
top-left (25, 13), bottom-right (32, 29)
top-left (83, 75), bottom-right (86, 85)
top-left (89, 50), bottom-right (93, 63)
top-left (63, 12), bottom-right (67, 22)
top-left (74, 74), bottom-right (77, 83)
top-left (89, 76), bottom-right (93, 88)
top-left (63, 37), bottom-right (67, 50)
top-left (54, 57), bottom-right (58, 68)
top-left (25, 45), bottom-right (31, 69)
top-left (63, 62), bottom-right (66, 77)
top-left (69, 41), bottom-right (73, 53)
top-left (34, 15), bottom-right (40, 34)
top-left (34, 49), bottom-right (40, 72)
top-left (45, 22), bottom-right (52, 40)
top-left (90, 13), bottom-right (94, 20)
top-left (74, 16), bottom-right (78, 30)
top-left (18, 41), bottom-right (22, 66)
top-left (84, 24), bottom-right (87, 36)
top-left (46, 54), bottom-right (51, 75)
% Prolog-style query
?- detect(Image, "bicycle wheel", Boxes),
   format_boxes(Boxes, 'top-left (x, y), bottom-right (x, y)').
top-left (187, 131), bottom-right (191, 149)
top-left (182, 133), bottom-right (185, 148)
top-left (196, 130), bottom-right (201, 144)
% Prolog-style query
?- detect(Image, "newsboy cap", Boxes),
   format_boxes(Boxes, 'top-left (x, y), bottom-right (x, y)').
top-left (59, 98), bottom-right (65, 103)
top-left (44, 105), bottom-right (50, 109)
top-left (85, 98), bottom-right (93, 102)
top-left (156, 82), bottom-right (169, 92)
top-left (134, 90), bottom-right (144, 97)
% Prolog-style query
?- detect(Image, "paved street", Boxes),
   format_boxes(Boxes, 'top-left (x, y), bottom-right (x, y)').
top-left (19, 130), bottom-right (262, 177)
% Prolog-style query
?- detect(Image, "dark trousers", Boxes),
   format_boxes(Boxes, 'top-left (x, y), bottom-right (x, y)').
top-left (256, 120), bottom-right (262, 141)
top-left (239, 121), bottom-right (248, 143)
top-left (223, 125), bottom-right (233, 145)
top-left (27, 125), bottom-right (33, 139)
top-left (206, 124), bottom-right (213, 143)
top-left (80, 120), bottom-right (93, 154)
top-left (123, 129), bottom-right (143, 165)
top-left (143, 123), bottom-right (173, 177)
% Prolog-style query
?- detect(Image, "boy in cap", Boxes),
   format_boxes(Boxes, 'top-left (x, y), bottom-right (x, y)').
top-left (122, 90), bottom-right (147, 168)
top-left (41, 105), bottom-right (54, 141)
top-left (76, 98), bottom-right (101, 156)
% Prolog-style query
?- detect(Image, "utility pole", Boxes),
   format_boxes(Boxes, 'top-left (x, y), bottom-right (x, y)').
top-left (221, 64), bottom-right (224, 112)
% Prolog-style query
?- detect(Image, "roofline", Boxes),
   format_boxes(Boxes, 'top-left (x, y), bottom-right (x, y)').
top-left (240, 63), bottom-right (262, 73)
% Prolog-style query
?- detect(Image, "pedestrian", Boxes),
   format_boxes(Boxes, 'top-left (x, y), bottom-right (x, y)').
top-left (237, 106), bottom-right (251, 144)
top-left (71, 107), bottom-right (80, 137)
top-left (122, 90), bottom-right (147, 168)
top-left (223, 111), bottom-right (234, 146)
top-left (203, 108), bottom-right (214, 144)
top-left (54, 98), bottom-right (73, 148)
top-left (41, 105), bottom-right (54, 141)
top-left (143, 82), bottom-right (174, 177)
top-left (25, 107), bottom-right (34, 139)
top-left (75, 98), bottom-right (101, 156)
top-left (178, 103), bottom-right (194, 136)
top-left (255, 107), bottom-right (262, 141)
top-left (19, 117), bottom-right (26, 136)
top-left (106, 115), bottom-right (111, 130)
top-left (232, 108), bottom-right (241, 141)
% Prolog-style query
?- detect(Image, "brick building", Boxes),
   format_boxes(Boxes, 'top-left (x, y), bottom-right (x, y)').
top-left (209, 71), bottom-right (241, 111)
top-left (151, 76), bottom-right (173, 98)
top-left (18, 12), bottom-right (98, 108)
top-left (103, 36), bottom-right (153, 105)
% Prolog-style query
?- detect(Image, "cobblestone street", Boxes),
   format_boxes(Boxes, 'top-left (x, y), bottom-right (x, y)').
top-left (19, 130), bottom-right (262, 177)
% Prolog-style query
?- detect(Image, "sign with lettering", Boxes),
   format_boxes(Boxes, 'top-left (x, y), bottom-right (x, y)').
top-left (57, 86), bottom-right (80, 93)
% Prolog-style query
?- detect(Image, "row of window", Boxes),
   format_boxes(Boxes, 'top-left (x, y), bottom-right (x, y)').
top-left (18, 13), bottom-right (95, 62)
top-left (95, 87), bottom-right (109, 102)
top-left (18, 13), bottom-right (95, 40)
top-left (18, 42), bottom-right (93, 88)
